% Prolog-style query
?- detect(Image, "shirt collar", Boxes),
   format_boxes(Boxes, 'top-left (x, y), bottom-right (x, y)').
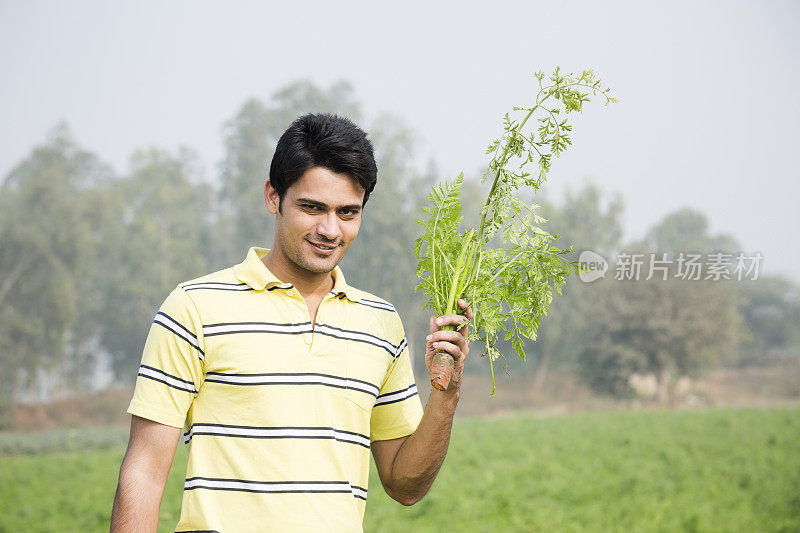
top-left (329, 263), bottom-right (351, 299)
top-left (233, 247), bottom-right (354, 299)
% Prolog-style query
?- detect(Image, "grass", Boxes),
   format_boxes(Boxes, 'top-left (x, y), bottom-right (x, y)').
top-left (1, 407), bottom-right (798, 532)
top-left (365, 407), bottom-right (800, 532)
top-left (0, 444), bottom-right (187, 533)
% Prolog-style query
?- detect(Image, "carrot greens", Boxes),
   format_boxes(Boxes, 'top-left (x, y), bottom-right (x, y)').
top-left (413, 68), bottom-right (617, 394)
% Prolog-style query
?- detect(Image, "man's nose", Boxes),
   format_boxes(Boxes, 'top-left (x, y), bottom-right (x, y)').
top-left (317, 212), bottom-right (342, 241)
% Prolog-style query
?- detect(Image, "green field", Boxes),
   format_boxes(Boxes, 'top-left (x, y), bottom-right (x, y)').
top-left (1, 407), bottom-right (798, 532)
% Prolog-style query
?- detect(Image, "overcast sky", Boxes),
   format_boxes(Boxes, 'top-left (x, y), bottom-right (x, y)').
top-left (2, 0), bottom-right (798, 282)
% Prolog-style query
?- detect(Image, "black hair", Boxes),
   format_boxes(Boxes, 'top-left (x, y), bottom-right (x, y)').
top-left (269, 113), bottom-right (378, 209)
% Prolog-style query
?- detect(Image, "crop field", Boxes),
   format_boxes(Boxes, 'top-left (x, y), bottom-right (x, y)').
top-left (1, 407), bottom-right (798, 532)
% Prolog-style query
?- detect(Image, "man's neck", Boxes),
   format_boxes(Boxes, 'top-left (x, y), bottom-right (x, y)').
top-left (261, 251), bottom-right (334, 300)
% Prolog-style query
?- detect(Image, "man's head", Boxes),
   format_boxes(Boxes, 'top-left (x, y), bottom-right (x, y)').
top-left (268, 113), bottom-right (378, 211)
top-left (263, 114), bottom-right (377, 278)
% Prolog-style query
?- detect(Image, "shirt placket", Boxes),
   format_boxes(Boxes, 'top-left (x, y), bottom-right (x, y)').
top-left (281, 288), bottom-right (313, 354)
top-left (308, 293), bottom-right (345, 362)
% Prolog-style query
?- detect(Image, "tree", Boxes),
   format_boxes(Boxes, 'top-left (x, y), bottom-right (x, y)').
top-left (523, 180), bottom-right (625, 391)
top-left (98, 147), bottom-right (211, 379)
top-left (576, 206), bottom-right (748, 403)
top-left (545, 180), bottom-right (624, 261)
top-left (737, 275), bottom-right (800, 362)
top-left (61, 180), bottom-right (127, 391)
top-left (580, 271), bottom-right (746, 402)
top-left (0, 125), bottom-right (110, 423)
top-left (644, 207), bottom-right (739, 256)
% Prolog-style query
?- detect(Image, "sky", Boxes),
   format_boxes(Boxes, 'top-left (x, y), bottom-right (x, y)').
top-left (2, 0), bottom-right (799, 282)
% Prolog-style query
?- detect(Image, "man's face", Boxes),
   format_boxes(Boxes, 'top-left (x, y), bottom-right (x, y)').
top-left (265, 166), bottom-right (365, 277)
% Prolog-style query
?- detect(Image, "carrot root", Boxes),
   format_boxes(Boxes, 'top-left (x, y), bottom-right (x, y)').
top-left (430, 350), bottom-right (455, 391)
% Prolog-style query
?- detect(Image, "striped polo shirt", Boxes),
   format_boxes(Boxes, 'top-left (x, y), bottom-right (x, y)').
top-left (128, 247), bottom-right (424, 532)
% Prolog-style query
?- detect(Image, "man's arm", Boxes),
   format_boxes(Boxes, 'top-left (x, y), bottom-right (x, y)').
top-left (372, 299), bottom-right (472, 506)
top-left (110, 415), bottom-right (181, 532)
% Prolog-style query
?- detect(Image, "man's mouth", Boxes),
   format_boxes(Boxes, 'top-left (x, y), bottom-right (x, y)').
top-left (307, 240), bottom-right (338, 254)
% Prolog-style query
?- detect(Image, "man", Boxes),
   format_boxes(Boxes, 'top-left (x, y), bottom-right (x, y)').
top-left (110, 113), bottom-right (471, 532)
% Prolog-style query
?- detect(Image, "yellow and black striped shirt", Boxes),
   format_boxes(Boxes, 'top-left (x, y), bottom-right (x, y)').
top-left (128, 247), bottom-right (424, 532)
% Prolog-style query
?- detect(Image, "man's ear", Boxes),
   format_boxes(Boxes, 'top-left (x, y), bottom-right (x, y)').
top-left (264, 180), bottom-right (280, 215)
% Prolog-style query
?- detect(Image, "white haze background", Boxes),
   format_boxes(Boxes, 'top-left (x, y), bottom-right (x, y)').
top-left (1, 0), bottom-right (798, 281)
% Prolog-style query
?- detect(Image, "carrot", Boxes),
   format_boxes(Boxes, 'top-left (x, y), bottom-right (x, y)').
top-left (414, 68), bottom-right (617, 393)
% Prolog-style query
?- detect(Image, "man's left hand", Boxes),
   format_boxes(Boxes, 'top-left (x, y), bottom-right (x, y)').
top-left (424, 299), bottom-right (474, 392)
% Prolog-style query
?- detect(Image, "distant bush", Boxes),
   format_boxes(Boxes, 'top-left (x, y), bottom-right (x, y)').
top-left (0, 426), bottom-right (128, 455)
top-left (8, 387), bottom-right (131, 432)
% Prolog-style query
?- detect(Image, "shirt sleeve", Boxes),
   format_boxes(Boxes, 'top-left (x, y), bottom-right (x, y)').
top-left (370, 313), bottom-right (424, 442)
top-left (127, 285), bottom-right (206, 428)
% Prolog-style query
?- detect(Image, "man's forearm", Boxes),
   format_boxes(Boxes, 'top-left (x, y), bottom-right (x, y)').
top-left (110, 462), bottom-right (164, 532)
top-left (386, 389), bottom-right (459, 505)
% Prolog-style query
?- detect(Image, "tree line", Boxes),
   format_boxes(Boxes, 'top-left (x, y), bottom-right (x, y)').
top-left (1, 80), bottom-right (798, 425)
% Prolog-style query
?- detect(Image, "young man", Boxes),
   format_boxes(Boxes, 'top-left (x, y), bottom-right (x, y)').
top-left (110, 113), bottom-right (472, 532)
